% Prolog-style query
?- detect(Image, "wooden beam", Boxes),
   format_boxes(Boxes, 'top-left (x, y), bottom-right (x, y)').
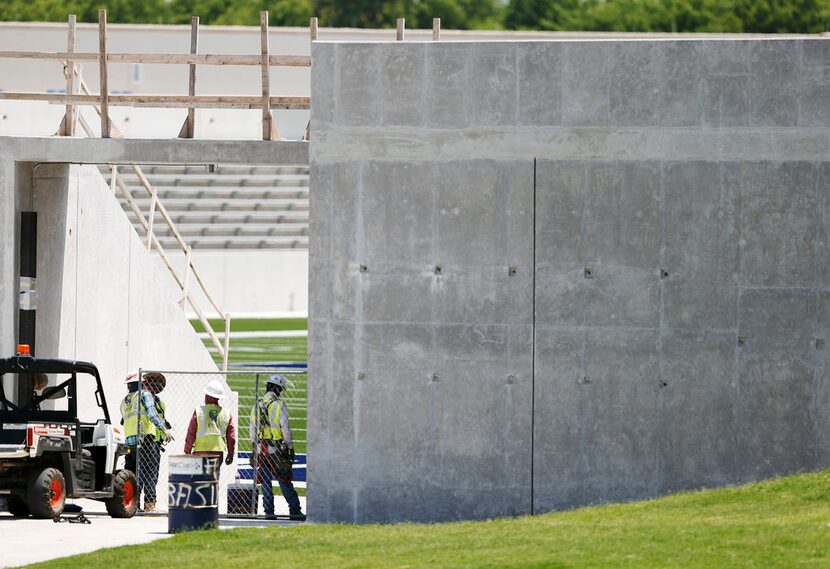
top-left (63, 15), bottom-right (77, 136)
top-left (397, 18), bottom-right (405, 41)
top-left (260, 11), bottom-right (277, 141)
top-left (179, 16), bottom-right (199, 139)
top-left (98, 9), bottom-right (110, 138)
top-left (0, 92), bottom-right (310, 110)
top-left (433, 18), bottom-right (441, 41)
top-left (0, 51), bottom-right (310, 67)
top-left (310, 17), bottom-right (318, 41)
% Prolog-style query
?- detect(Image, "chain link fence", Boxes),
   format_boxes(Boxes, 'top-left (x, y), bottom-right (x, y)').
top-left (125, 368), bottom-right (307, 517)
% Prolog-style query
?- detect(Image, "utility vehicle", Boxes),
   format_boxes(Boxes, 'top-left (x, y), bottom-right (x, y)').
top-left (0, 346), bottom-right (136, 518)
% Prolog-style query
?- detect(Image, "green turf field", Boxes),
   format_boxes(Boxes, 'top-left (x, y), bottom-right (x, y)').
top-left (192, 317), bottom-right (308, 457)
top-left (30, 469), bottom-right (830, 568)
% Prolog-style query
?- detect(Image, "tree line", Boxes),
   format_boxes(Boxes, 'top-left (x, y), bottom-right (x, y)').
top-left (1, 0), bottom-right (828, 33)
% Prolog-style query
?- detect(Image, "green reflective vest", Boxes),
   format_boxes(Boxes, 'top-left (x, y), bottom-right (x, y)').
top-left (120, 392), bottom-right (156, 440)
top-left (194, 404), bottom-right (230, 452)
top-left (250, 397), bottom-right (283, 442)
top-left (154, 397), bottom-right (168, 442)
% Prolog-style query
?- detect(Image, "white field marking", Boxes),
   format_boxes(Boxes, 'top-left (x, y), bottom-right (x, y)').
top-left (198, 330), bottom-right (308, 340)
top-left (188, 311), bottom-right (308, 319)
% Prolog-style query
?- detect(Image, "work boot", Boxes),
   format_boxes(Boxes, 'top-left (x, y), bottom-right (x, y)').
top-left (144, 501), bottom-right (156, 512)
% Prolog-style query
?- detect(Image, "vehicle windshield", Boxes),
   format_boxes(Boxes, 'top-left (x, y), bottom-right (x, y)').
top-left (0, 372), bottom-right (76, 420)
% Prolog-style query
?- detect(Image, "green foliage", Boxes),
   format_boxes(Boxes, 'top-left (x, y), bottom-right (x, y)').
top-left (0, 0), bottom-right (312, 27)
top-left (28, 469), bottom-right (830, 568)
top-left (504, 0), bottom-right (830, 33)
top-left (0, 0), bottom-right (826, 33)
top-left (312, 0), bottom-right (503, 29)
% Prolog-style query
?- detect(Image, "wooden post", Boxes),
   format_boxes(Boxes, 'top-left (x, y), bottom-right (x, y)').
top-left (180, 245), bottom-right (192, 309)
top-left (433, 18), bottom-right (441, 41)
top-left (222, 312), bottom-right (231, 372)
top-left (63, 15), bottom-right (76, 136)
top-left (98, 9), bottom-right (110, 138)
top-left (179, 16), bottom-right (199, 139)
top-left (146, 182), bottom-right (158, 252)
top-left (304, 17), bottom-right (318, 141)
top-left (110, 164), bottom-right (118, 193)
top-left (397, 18), bottom-right (405, 41)
top-left (260, 11), bottom-right (277, 141)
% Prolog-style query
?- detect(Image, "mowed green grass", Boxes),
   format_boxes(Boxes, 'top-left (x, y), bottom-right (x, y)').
top-left (29, 470), bottom-right (830, 568)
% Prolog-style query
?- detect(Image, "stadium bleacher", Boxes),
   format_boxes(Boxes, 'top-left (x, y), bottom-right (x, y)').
top-left (102, 164), bottom-right (309, 250)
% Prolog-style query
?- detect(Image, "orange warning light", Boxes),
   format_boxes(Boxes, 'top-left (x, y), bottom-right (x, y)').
top-left (16, 344), bottom-right (30, 356)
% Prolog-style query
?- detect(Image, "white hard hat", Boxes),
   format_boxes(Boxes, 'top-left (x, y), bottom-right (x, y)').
top-left (266, 374), bottom-right (288, 389)
top-left (125, 370), bottom-right (140, 384)
top-left (204, 379), bottom-right (225, 399)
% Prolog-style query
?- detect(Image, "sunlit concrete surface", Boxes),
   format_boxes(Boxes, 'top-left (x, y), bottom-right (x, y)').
top-left (0, 497), bottom-right (305, 568)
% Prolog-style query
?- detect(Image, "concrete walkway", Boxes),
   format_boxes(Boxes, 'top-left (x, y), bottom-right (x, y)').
top-left (0, 500), bottom-right (301, 568)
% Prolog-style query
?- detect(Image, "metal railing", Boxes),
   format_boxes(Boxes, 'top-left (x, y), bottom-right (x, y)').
top-left (62, 69), bottom-right (232, 369)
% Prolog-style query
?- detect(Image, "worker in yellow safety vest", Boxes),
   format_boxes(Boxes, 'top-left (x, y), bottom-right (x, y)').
top-left (184, 379), bottom-right (237, 470)
top-left (120, 371), bottom-right (173, 512)
top-left (250, 374), bottom-right (304, 520)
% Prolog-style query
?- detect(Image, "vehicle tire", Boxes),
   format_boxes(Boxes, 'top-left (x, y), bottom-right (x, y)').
top-left (27, 467), bottom-right (66, 519)
top-left (6, 497), bottom-right (30, 517)
top-left (106, 469), bottom-right (138, 518)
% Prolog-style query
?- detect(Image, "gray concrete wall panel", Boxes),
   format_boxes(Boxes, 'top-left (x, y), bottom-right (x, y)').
top-left (662, 162), bottom-right (739, 331)
top-left (799, 41), bottom-right (830, 126)
top-left (659, 330), bottom-right (738, 492)
top-left (309, 38), bottom-right (830, 523)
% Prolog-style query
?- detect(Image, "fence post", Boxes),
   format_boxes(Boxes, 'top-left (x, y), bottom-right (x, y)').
top-left (179, 16), bottom-right (199, 139)
top-left (252, 372), bottom-right (261, 516)
top-left (260, 11), bottom-right (275, 141)
top-left (303, 17), bottom-right (318, 142)
top-left (64, 15), bottom-right (76, 136)
top-left (98, 9), bottom-right (110, 138)
top-left (397, 18), bottom-right (405, 41)
top-left (136, 367), bottom-right (143, 508)
top-left (433, 18), bottom-right (441, 41)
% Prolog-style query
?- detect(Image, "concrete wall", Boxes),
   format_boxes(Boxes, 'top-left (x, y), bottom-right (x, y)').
top-left (167, 249), bottom-right (309, 316)
top-left (308, 38), bottom-right (830, 522)
top-left (0, 22), bottom-right (727, 140)
top-left (0, 157), bottom-right (217, 420)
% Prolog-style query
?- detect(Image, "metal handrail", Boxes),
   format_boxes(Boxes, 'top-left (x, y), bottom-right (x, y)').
top-left (73, 68), bottom-right (231, 370)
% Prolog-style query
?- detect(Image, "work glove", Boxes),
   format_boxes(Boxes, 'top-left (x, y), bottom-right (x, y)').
top-left (289, 448), bottom-right (296, 463)
top-left (225, 454), bottom-right (233, 465)
top-left (163, 429), bottom-right (175, 442)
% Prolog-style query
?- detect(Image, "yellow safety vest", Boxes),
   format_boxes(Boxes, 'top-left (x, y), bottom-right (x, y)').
top-left (250, 398), bottom-right (283, 442)
top-left (194, 404), bottom-right (230, 452)
top-left (120, 392), bottom-right (156, 440)
top-left (154, 397), bottom-right (168, 442)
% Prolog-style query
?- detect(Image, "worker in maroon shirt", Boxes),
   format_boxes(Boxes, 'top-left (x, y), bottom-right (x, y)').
top-left (184, 380), bottom-right (237, 471)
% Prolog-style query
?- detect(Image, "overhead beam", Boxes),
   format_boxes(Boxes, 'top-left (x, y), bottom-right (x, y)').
top-left (0, 51), bottom-right (311, 67)
top-left (1, 136), bottom-right (309, 166)
top-left (0, 93), bottom-right (310, 110)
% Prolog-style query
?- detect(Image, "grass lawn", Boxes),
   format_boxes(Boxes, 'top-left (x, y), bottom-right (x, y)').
top-left (29, 469), bottom-right (830, 568)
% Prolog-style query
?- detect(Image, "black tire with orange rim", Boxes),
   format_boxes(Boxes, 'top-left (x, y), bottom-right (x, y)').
top-left (106, 469), bottom-right (138, 518)
top-left (27, 467), bottom-right (66, 518)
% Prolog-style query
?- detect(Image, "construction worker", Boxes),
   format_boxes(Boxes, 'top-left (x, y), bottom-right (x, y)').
top-left (184, 379), bottom-right (237, 474)
top-left (250, 374), bottom-right (304, 520)
top-left (120, 371), bottom-right (174, 512)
